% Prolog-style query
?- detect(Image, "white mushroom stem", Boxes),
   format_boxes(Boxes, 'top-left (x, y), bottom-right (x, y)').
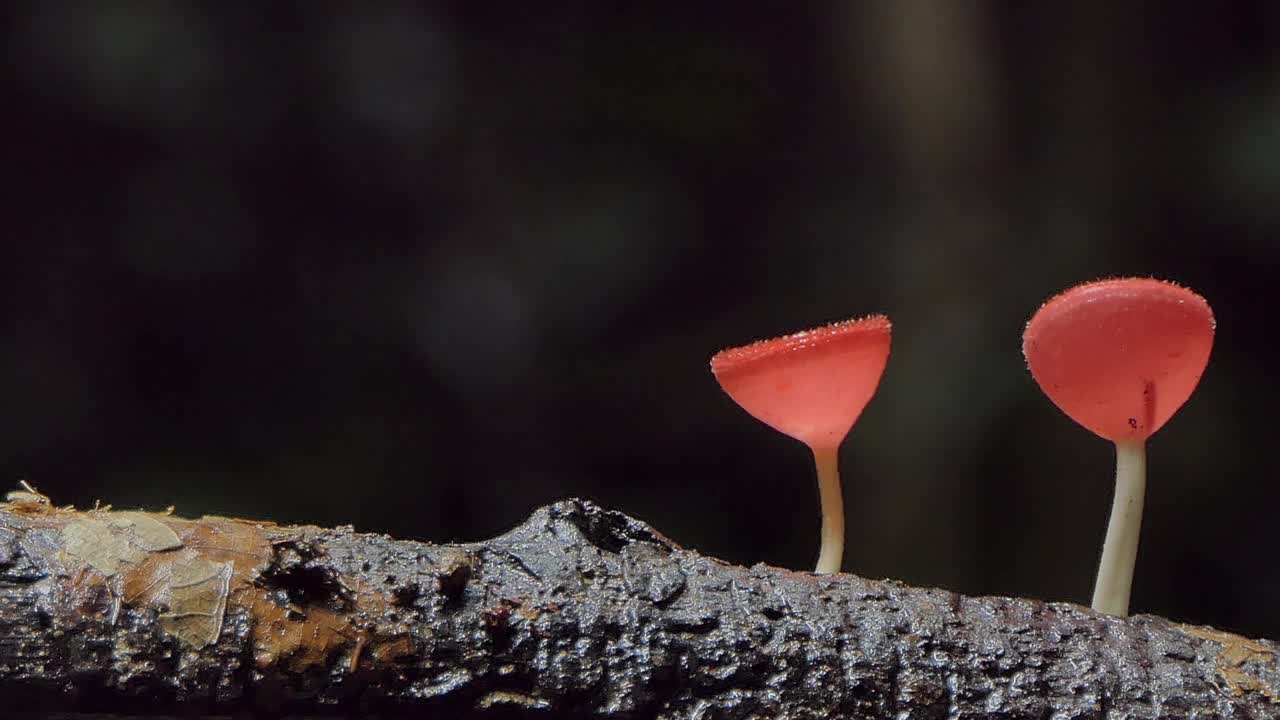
top-left (812, 446), bottom-right (844, 575)
top-left (1091, 439), bottom-right (1147, 616)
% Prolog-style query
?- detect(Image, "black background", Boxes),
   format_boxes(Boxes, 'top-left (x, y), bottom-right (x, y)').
top-left (7, 3), bottom-right (1279, 639)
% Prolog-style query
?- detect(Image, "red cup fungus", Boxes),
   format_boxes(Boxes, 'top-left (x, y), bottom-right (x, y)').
top-left (711, 315), bottom-right (891, 574)
top-left (1022, 278), bottom-right (1214, 616)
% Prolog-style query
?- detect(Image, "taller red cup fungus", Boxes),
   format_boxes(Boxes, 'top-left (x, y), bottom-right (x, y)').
top-left (711, 315), bottom-right (891, 574)
top-left (1022, 278), bottom-right (1214, 616)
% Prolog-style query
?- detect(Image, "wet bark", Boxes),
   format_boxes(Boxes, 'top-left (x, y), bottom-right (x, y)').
top-left (0, 494), bottom-right (1276, 719)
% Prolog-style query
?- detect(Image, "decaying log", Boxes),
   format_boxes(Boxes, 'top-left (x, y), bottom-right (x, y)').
top-left (0, 489), bottom-right (1276, 719)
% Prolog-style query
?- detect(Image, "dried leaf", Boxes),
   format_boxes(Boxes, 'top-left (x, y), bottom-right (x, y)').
top-left (62, 519), bottom-right (143, 575)
top-left (108, 512), bottom-right (183, 552)
top-left (116, 517), bottom-right (272, 650)
top-left (157, 557), bottom-right (233, 649)
top-left (171, 517), bottom-right (273, 578)
top-left (1182, 625), bottom-right (1280, 703)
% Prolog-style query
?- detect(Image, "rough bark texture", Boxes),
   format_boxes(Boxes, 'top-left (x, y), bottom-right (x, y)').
top-left (0, 492), bottom-right (1276, 719)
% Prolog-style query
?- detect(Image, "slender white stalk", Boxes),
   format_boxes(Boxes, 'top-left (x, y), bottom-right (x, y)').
top-left (1091, 440), bottom-right (1147, 616)
top-left (812, 446), bottom-right (844, 575)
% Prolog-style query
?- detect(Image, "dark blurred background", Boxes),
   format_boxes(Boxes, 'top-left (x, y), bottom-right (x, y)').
top-left (6, 3), bottom-right (1278, 638)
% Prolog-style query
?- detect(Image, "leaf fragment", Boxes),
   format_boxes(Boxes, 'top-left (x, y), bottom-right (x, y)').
top-left (62, 520), bottom-right (143, 575)
top-left (108, 512), bottom-right (183, 552)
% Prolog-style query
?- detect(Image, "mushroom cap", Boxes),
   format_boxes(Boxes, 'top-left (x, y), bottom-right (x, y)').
top-left (1022, 278), bottom-right (1214, 442)
top-left (711, 315), bottom-right (891, 450)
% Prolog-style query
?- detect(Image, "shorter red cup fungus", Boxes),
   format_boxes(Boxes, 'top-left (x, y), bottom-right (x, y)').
top-left (1022, 278), bottom-right (1214, 616)
top-left (711, 315), bottom-right (891, 574)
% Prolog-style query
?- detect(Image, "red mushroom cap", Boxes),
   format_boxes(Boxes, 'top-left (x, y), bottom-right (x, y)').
top-left (1022, 278), bottom-right (1214, 442)
top-left (711, 315), bottom-right (891, 450)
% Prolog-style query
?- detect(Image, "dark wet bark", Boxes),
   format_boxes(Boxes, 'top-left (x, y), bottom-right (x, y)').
top-left (0, 496), bottom-right (1276, 719)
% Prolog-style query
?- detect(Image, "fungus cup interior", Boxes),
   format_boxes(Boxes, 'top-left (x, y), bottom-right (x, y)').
top-left (1022, 277), bottom-right (1214, 617)
top-left (711, 315), bottom-right (892, 450)
top-left (711, 315), bottom-right (891, 575)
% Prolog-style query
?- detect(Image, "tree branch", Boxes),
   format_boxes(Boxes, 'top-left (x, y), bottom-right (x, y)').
top-left (0, 492), bottom-right (1276, 718)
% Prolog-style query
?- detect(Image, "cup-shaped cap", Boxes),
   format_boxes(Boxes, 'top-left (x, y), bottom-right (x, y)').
top-left (711, 315), bottom-right (891, 450)
top-left (1022, 278), bottom-right (1214, 442)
